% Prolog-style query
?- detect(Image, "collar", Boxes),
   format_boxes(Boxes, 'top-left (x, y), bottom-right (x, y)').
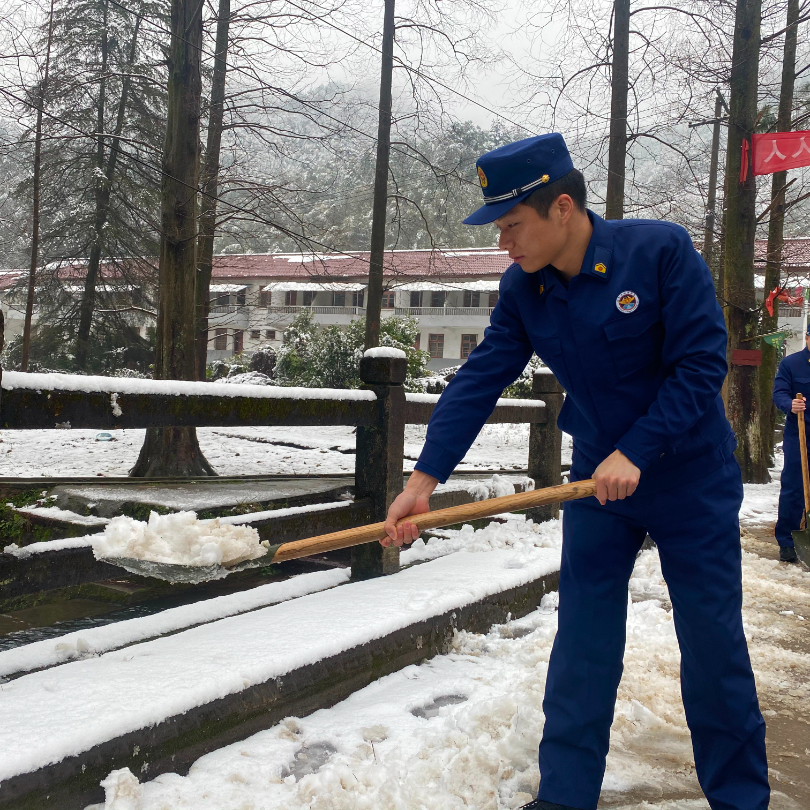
top-left (577, 210), bottom-right (614, 282)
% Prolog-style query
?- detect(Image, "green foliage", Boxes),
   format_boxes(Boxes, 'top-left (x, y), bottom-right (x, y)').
top-left (1, 321), bottom-right (154, 375)
top-left (273, 311), bottom-right (429, 389)
top-left (501, 355), bottom-right (544, 399)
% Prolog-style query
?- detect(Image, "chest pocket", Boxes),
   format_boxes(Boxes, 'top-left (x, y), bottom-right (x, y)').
top-left (603, 306), bottom-right (662, 380)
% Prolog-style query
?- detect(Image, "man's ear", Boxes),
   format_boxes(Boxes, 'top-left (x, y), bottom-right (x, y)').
top-left (555, 193), bottom-right (574, 223)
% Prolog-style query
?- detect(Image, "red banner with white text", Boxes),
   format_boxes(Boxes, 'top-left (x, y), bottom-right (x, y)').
top-left (752, 131), bottom-right (810, 175)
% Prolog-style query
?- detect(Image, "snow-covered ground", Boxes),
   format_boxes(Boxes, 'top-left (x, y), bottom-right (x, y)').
top-left (0, 424), bottom-right (573, 477)
top-left (78, 464), bottom-right (808, 810)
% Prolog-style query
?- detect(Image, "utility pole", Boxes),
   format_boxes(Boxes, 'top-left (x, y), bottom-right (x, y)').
top-left (605, 0), bottom-right (630, 220)
top-left (364, 0), bottom-right (395, 350)
top-left (689, 89), bottom-right (729, 290)
top-left (723, 0), bottom-right (765, 484)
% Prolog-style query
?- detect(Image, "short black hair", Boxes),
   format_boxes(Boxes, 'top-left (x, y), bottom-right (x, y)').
top-left (520, 169), bottom-right (587, 218)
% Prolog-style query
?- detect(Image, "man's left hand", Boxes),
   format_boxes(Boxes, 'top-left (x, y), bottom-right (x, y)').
top-left (593, 450), bottom-right (640, 505)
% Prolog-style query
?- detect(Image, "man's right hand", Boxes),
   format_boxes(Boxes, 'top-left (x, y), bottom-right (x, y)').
top-left (382, 470), bottom-right (438, 547)
top-left (792, 397), bottom-right (806, 413)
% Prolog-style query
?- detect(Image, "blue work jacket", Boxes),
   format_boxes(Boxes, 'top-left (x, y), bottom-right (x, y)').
top-left (414, 210), bottom-right (735, 485)
top-left (773, 345), bottom-right (810, 438)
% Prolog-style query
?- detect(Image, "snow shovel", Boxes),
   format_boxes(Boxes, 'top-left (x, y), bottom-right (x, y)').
top-left (791, 393), bottom-right (810, 565)
top-left (104, 478), bottom-right (597, 583)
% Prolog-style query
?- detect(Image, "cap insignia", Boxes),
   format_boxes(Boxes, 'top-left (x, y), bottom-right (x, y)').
top-left (477, 166), bottom-right (488, 188)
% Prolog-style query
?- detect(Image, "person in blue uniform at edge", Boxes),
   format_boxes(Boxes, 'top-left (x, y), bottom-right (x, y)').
top-left (382, 134), bottom-right (769, 810)
top-left (772, 326), bottom-right (810, 564)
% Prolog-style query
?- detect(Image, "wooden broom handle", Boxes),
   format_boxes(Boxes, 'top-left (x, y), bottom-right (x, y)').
top-left (798, 393), bottom-right (810, 519)
top-left (268, 478), bottom-right (597, 564)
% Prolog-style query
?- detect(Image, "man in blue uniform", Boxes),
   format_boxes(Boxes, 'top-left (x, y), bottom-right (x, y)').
top-left (772, 328), bottom-right (810, 563)
top-left (383, 134), bottom-right (769, 810)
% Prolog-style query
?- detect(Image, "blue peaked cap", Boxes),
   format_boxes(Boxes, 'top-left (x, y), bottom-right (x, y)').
top-left (464, 133), bottom-right (575, 225)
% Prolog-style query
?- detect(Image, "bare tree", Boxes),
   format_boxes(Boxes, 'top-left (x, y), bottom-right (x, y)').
top-left (131, 0), bottom-right (214, 477)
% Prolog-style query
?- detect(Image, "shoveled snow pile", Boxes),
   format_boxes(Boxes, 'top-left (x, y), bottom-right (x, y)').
top-left (92, 511), bottom-right (268, 566)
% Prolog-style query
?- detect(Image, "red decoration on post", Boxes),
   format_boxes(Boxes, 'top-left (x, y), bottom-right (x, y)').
top-left (732, 349), bottom-right (762, 366)
top-left (752, 131), bottom-right (810, 175)
top-left (740, 138), bottom-right (750, 182)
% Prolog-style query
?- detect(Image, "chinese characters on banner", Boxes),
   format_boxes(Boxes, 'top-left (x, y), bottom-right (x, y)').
top-left (744, 131), bottom-right (810, 178)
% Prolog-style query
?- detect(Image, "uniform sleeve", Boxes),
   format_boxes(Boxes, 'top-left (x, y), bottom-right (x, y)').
top-left (773, 359), bottom-right (795, 415)
top-left (414, 276), bottom-right (534, 483)
top-left (614, 227), bottom-right (729, 471)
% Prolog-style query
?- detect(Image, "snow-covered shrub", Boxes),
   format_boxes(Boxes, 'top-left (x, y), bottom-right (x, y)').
top-left (249, 345), bottom-right (276, 377)
top-left (273, 312), bottom-right (429, 390)
top-left (502, 354), bottom-right (544, 398)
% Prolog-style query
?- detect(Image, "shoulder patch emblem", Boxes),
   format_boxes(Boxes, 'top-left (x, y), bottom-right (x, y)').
top-left (594, 262), bottom-right (607, 274)
top-left (616, 290), bottom-right (639, 313)
top-left (477, 166), bottom-right (488, 188)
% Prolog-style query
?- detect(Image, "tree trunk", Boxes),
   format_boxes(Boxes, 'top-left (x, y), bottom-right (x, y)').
top-left (75, 11), bottom-right (142, 369)
top-left (605, 0), bottom-right (630, 220)
top-left (723, 0), bottom-right (766, 483)
top-left (131, 0), bottom-right (215, 477)
top-left (21, 0), bottom-right (55, 372)
top-left (195, 0), bottom-right (230, 379)
top-left (364, 0), bottom-right (395, 350)
top-left (759, 0), bottom-right (800, 468)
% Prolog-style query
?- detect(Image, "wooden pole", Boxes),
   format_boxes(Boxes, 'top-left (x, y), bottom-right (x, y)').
top-left (268, 479), bottom-right (596, 564)
top-left (605, 0), bottom-right (630, 220)
top-left (364, 0), bottom-right (395, 350)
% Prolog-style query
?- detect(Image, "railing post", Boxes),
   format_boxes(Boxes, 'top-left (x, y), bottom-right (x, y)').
top-left (352, 352), bottom-right (407, 579)
top-left (527, 368), bottom-right (564, 523)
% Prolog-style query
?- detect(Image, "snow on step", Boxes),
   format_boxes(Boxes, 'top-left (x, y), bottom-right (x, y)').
top-left (0, 568), bottom-right (349, 679)
top-left (0, 540), bottom-right (559, 782)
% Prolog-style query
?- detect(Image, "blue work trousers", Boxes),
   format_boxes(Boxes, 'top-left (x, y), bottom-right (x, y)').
top-left (775, 429), bottom-right (808, 548)
top-left (537, 456), bottom-right (769, 810)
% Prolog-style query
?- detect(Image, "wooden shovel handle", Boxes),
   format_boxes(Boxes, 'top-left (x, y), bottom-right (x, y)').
top-left (269, 478), bottom-right (597, 563)
top-left (798, 393), bottom-right (810, 520)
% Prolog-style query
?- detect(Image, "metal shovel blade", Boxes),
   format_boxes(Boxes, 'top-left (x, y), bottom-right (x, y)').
top-left (102, 554), bottom-right (270, 584)
top-left (791, 515), bottom-right (810, 566)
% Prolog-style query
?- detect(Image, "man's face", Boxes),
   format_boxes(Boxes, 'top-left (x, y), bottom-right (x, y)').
top-left (494, 201), bottom-right (569, 274)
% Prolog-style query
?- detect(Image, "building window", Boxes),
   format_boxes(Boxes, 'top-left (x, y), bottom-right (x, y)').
top-left (259, 290), bottom-right (270, 307)
top-left (463, 291), bottom-right (480, 308)
top-left (333, 291), bottom-right (346, 307)
top-left (285, 290), bottom-right (298, 306)
top-left (303, 290), bottom-right (316, 306)
top-left (233, 330), bottom-right (244, 354)
top-left (212, 292), bottom-right (229, 307)
top-left (236, 289), bottom-right (246, 306)
top-left (461, 334), bottom-right (478, 359)
top-left (250, 329), bottom-right (260, 340)
top-left (265, 329), bottom-right (276, 340)
top-left (214, 329), bottom-right (227, 350)
top-left (352, 290), bottom-right (364, 308)
top-left (382, 291), bottom-right (396, 309)
top-left (414, 333), bottom-right (421, 350)
top-left (488, 291), bottom-right (499, 308)
top-left (410, 291), bottom-right (422, 308)
top-left (430, 291), bottom-right (445, 308)
top-left (428, 333), bottom-right (444, 359)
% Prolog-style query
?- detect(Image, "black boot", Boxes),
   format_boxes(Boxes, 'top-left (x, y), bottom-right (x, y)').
top-left (780, 546), bottom-right (799, 563)
top-left (521, 801), bottom-right (581, 810)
